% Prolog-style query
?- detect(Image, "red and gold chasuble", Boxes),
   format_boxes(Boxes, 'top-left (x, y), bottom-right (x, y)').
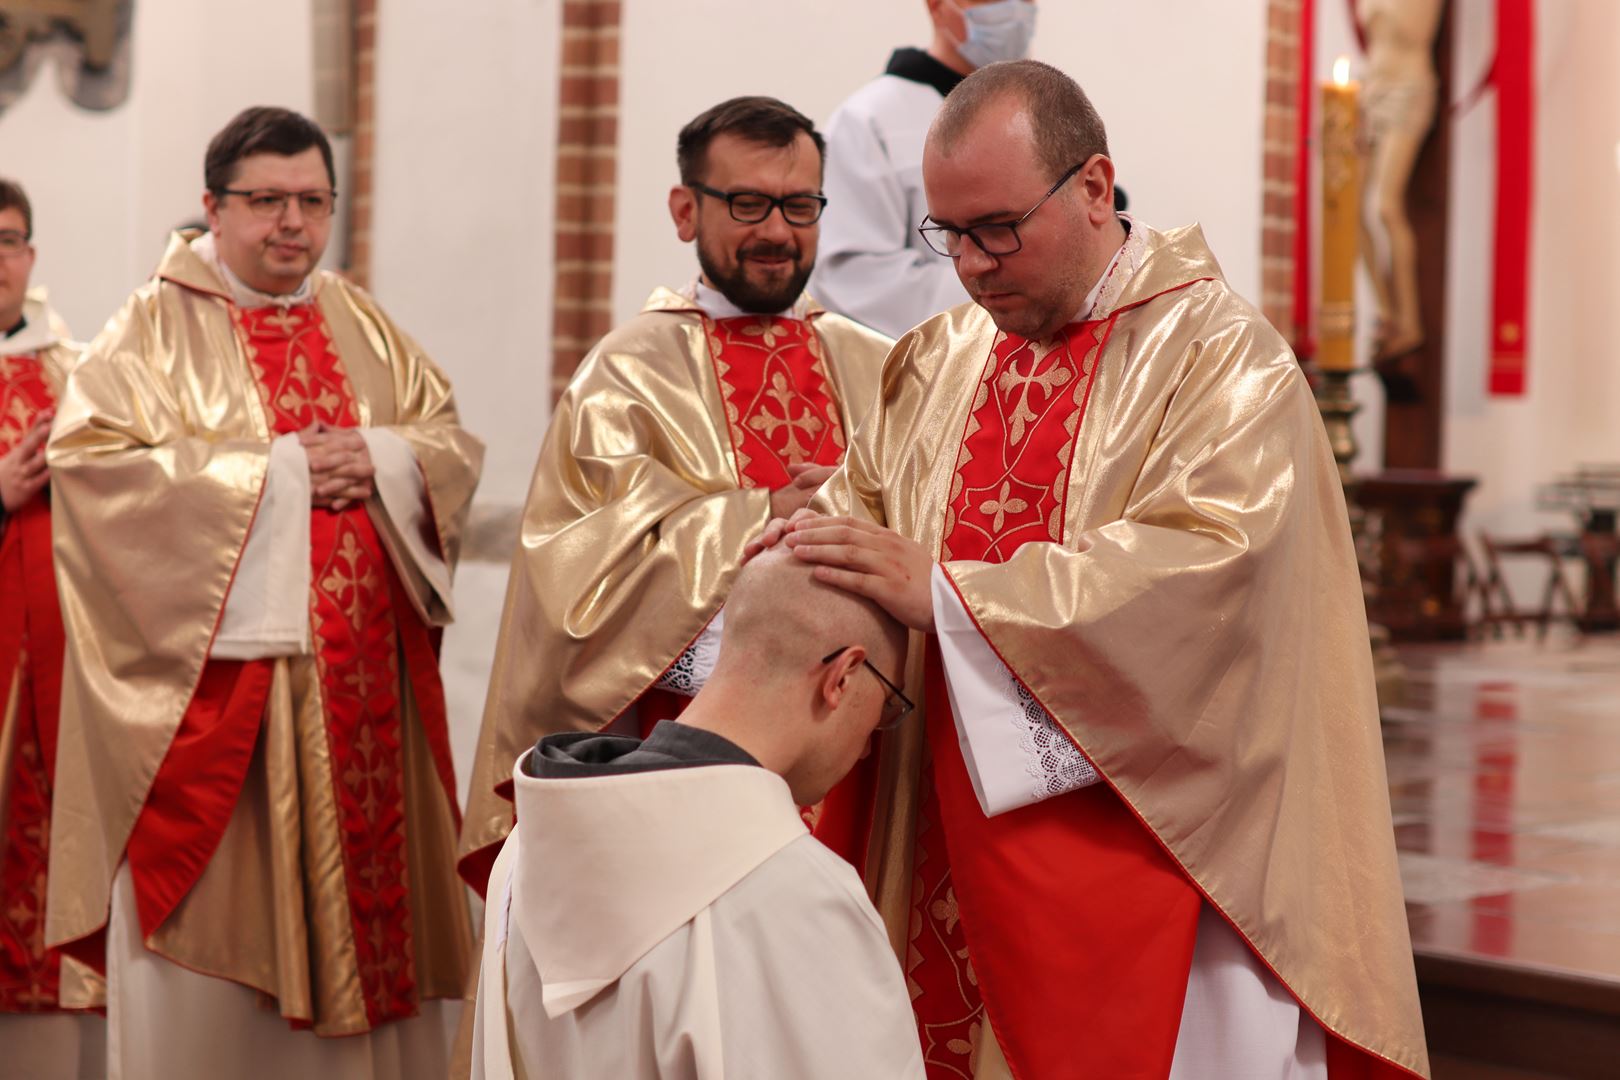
top-left (704, 314), bottom-right (847, 490)
top-left (707, 313), bottom-right (879, 861)
top-left (0, 354), bottom-right (71, 1012)
top-left (122, 303), bottom-right (459, 1029)
top-left (640, 313), bottom-right (873, 859)
top-left (911, 320), bottom-right (1205, 1078)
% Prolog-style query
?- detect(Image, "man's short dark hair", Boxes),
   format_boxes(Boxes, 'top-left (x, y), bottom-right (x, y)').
top-left (676, 96), bottom-right (826, 186)
top-left (932, 60), bottom-right (1110, 183)
top-left (205, 106), bottom-right (336, 193)
top-left (0, 178), bottom-right (33, 238)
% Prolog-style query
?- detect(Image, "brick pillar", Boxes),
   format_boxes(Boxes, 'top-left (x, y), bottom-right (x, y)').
top-left (1261, 0), bottom-right (1306, 346)
top-left (551, 0), bottom-right (621, 402)
top-left (347, 0), bottom-right (378, 290)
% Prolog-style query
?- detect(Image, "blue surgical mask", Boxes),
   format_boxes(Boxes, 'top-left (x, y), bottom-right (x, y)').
top-left (952, 0), bottom-right (1037, 69)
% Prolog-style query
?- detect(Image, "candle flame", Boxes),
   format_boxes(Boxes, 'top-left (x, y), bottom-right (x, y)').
top-left (1332, 56), bottom-right (1351, 86)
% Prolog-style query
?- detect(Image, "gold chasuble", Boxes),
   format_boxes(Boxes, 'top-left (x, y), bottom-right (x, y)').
top-left (459, 287), bottom-right (890, 889)
top-left (820, 224), bottom-right (1428, 1079)
top-left (43, 233), bottom-right (483, 1036)
top-left (0, 296), bottom-right (103, 1014)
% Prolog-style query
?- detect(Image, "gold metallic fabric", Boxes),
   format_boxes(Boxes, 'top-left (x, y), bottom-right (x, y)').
top-left (144, 655), bottom-right (471, 1034)
top-left (43, 233), bottom-right (484, 980)
top-left (459, 288), bottom-right (891, 873)
top-left (820, 224), bottom-right (1428, 1078)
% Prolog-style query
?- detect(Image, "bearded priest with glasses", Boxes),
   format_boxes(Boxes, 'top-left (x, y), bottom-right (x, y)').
top-left (459, 96), bottom-right (891, 895)
top-left (754, 61), bottom-right (1429, 1080)
top-left (43, 106), bottom-right (484, 1080)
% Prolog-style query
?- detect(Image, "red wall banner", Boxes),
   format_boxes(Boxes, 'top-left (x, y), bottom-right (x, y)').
top-left (1292, 0), bottom-right (1316, 357)
top-left (1488, 0), bottom-right (1535, 396)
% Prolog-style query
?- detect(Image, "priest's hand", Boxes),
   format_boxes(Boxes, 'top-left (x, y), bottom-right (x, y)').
top-left (300, 423), bottom-right (376, 511)
top-left (784, 516), bottom-right (937, 632)
top-left (0, 413), bottom-right (52, 511)
top-left (745, 507), bottom-right (822, 560)
top-left (769, 462), bottom-right (837, 521)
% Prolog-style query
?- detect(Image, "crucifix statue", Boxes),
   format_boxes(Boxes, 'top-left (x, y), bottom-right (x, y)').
top-left (1357, 0), bottom-right (1444, 365)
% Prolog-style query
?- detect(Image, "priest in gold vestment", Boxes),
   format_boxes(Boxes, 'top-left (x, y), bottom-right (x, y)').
top-left (762, 62), bottom-right (1429, 1079)
top-left (43, 108), bottom-right (482, 1080)
top-left (460, 97), bottom-right (891, 890)
top-left (0, 177), bottom-right (106, 1080)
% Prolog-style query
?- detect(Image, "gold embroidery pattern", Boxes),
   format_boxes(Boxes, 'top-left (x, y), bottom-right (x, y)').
top-left (239, 301), bottom-right (420, 1026)
top-left (943, 325), bottom-right (1102, 562)
top-left (237, 305), bottom-right (361, 431)
top-left (0, 355), bottom-right (51, 456)
top-left (907, 754), bottom-right (984, 1078)
top-left (704, 315), bottom-right (847, 490)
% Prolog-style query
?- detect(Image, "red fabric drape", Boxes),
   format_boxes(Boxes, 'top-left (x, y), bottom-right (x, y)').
top-left (1488, 0), bottom-right (1534, 396)
top-left (126, 659), bottom-right (275, 936)
top-left (0, 501), bottom-right (73, 1011)
top-left (912, 318), bottom-right (1209, 1078)
top-left (1293, 0), bottom-right (1317, 356)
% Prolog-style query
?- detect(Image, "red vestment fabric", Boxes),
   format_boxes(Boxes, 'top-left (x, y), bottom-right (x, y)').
top-left (910, 317), bottom-right (1202, 1079)
top-left (0, 353), bottom-right (74, 1011)
top-left (918, 309), bottom-right (1420, 1077)
top-left (125, 303), bottom-right (457, 1028)
top-left (1488, 0), bottom-right (1535, 396)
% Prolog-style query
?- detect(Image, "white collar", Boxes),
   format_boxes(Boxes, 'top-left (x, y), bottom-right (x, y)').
top-left (0, 298), bottom-right (62, 357)
top-left (1072, 214), bottom-right (1145, 323)
top-left (191, 231), bottom-right (314, 309)
top-left (511, 760), bottom-right (806, 1016)
top-left (691, 277), bottom-right (804, 321)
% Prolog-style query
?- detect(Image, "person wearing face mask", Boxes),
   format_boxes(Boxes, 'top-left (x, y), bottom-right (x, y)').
top-left (43, 106), bottom-right (484, 1080)
top-left (457, 97), bottom-right (892, 896)
top-left (808, 0), bottom-right (1038, 338)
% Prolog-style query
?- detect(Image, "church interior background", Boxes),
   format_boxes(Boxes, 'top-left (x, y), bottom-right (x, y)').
top-left (9, 0), bottom-right (1620, 1075)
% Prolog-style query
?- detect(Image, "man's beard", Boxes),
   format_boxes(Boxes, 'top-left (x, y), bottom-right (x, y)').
top-left (698, 239), bottom-right (813, 314)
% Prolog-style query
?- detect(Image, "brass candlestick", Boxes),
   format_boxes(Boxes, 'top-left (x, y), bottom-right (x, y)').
top-left (1315, 368), bottom-right (1359, 488)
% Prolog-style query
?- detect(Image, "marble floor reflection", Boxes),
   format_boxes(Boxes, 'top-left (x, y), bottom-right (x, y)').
top-left (1386, 634), bottom-right (1620, 985)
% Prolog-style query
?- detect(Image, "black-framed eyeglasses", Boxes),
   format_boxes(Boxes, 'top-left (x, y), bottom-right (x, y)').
top-left (0, 230), bottom-right (29, 256)
top-left (689, 182), bottom-right (827, 226)
top-left (917, 160), bottom-right (1088, 259)
top-left (822, 646), bottom-right (915, 731)
top-left (217, 188), bottom-right (339, 221)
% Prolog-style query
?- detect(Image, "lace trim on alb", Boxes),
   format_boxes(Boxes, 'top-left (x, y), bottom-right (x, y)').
top-left (999, 663), bottom-right (1099, 801)
top-left (653, 621), bottom-right (723, 697)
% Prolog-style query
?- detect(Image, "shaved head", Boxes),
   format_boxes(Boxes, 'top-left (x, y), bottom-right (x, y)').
top-left (678, 549), bottom-right (909, 806)
top-left (718, 549), bottom-right (906, 685)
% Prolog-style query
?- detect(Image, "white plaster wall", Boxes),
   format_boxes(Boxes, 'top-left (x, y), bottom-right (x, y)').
top-left (614, 0), bottom-right (1270, 322)
top-left (370, 0), bottom-right (560, 798)
top-left (1443, 0), bottom-right (1620, 540)
top-left (371, 0), bottom-right (558, 511)
top-left (1038, 0), bottom-right (1269, 304)
top-left (0, 0), bottom-right (315, 341)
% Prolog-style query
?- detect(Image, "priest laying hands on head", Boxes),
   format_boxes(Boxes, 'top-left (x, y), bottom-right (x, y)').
top-left (748, 58), bottom-right (1427, 1080)
top-left (469, 549), bottom-right (925, 1080)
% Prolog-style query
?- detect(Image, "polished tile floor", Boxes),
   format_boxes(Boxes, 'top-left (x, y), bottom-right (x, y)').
top-left (1385, 633), bottom-right (1620, 983)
